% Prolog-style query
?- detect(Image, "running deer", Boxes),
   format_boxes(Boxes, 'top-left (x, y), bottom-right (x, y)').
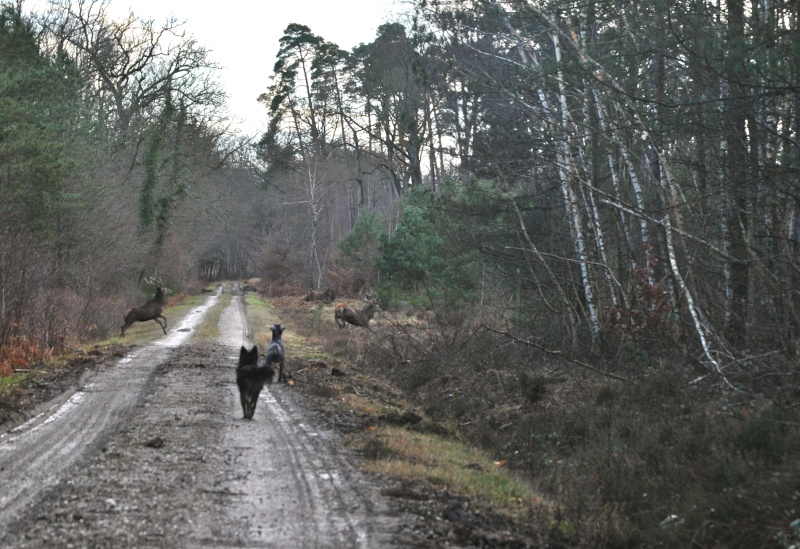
top-left (334, 295), bottom-right (379, 330)
top-left (120, 279), bottom-right (171, 337)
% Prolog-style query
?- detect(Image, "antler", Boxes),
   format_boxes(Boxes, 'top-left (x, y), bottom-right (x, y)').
top-left (143, 276), bottom-right (166, 287)
top-left (359, 288), bottom-right (376, 302)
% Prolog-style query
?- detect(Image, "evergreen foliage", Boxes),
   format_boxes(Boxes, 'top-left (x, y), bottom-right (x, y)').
top-left (378, 186), bottom-right (479, 308)
top-left (338, 208), bottom-right (383, 271)
top-left (0, 4), bottom-right (80, 239)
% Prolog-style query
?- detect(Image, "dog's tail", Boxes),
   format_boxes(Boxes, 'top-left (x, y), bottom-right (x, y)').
top-left (237, 346), bottom-right (275, 384)
top-left (249, 362), bottom-right (275, 384)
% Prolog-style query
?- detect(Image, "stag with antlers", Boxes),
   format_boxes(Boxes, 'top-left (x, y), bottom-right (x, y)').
top-left (121, 278), bottom-right (171, 337)
top-left (334, 294), bottom-right (379, 330)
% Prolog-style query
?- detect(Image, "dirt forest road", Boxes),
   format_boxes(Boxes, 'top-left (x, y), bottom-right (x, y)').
top-left (0, 284), bottom-right (404, 548)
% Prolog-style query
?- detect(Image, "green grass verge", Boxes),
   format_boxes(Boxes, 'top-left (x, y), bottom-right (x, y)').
top-left (362, 425), bottom-right (551, 520)
top-left (244, 293), bottom-right (280, 348)
top-left (192, 292), bottom-right (230, 341)
top-left (0, 372), bottom-right (27, 392)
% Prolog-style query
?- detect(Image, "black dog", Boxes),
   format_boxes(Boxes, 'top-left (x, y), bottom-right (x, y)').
top-left (236, 345), bottom-right (275, 420)
top-left (265, 324), bottom-right (288, 383)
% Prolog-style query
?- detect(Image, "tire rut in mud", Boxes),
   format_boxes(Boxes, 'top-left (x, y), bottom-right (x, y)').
top-left (0, 343), bottom-right (238, 548)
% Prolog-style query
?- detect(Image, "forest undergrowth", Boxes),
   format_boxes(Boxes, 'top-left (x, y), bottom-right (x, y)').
top-left (276, 292), bottom-right (800, 548)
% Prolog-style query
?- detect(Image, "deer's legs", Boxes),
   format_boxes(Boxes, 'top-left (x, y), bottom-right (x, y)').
top-left (155, 315), bottom-right (168, 334)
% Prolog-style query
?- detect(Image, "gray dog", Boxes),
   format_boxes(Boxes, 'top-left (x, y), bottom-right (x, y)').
top-left (266, 324), bottom-right (288, 383)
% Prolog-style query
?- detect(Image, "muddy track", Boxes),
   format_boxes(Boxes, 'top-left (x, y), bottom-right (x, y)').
top-left (0, 284), bottom-right (404, 548)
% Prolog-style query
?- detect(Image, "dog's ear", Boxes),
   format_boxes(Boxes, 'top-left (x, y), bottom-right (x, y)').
top-left (240, 346), bottom-right (258, 363)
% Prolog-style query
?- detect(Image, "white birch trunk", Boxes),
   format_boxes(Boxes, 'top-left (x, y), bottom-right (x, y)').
top-left (580, 89), bottom-right (618, 307)
top-left (592, 88), bottom-right (637, 276)
top-left (591, 90), bottom-right (653, 285)
top-left (663, 215), bottom-right (733, 388)
top-left (552, 33), bottom-right (600, 343)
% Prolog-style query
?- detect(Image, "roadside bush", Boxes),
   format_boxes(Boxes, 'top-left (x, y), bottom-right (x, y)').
top-left (0, 335), bottom-right (50, 377)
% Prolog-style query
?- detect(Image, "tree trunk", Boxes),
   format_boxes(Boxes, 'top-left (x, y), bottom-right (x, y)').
top-left (552, 33), bottom-right (600, 344)
top-left (723, 0), bottom-right (750, 345)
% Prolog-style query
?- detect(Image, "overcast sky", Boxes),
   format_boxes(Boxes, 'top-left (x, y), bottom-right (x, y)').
top-left (26, 0), bottom-right (401, 136)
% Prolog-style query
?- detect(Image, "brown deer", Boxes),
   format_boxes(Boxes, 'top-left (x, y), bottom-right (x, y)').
top-left (303, 288), bottom-right (336, 303)
top-left (121, 279), bottom-right (171, 337)
top-left (334, 295), bottom-right (379, 330)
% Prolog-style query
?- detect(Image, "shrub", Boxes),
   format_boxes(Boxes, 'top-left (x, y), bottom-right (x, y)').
top-left (0, 335), bottom-right (50, 377)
